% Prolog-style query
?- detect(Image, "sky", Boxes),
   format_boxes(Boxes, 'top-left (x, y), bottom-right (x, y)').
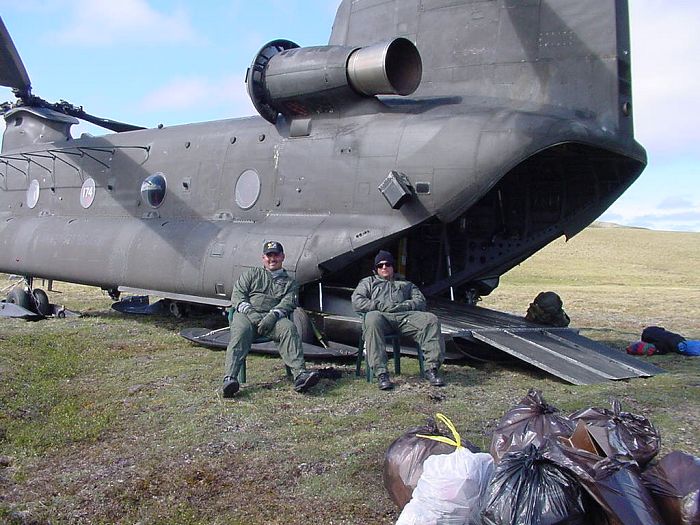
top-left (0, 0), bottom-right (698, 232)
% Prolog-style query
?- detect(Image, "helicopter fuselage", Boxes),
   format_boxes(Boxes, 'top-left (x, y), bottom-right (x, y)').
top-left (0, 93), bottom-right (644, 305)
top-left (0, 0), bottom-right (647, 305)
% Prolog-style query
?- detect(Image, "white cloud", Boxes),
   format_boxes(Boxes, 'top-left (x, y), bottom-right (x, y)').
top-left (268, 0), bottom-right (339, 18)
top-left (657, 196), bottom-right (694, 209)
top-left (601, 198), bottom-right (700, 232)
top-left (51, 0), bottom-right (199, 46)
top-left (140, 77), bottom-right (212, 111)
top-left (139, 74), bottom-right (255, 118)
top-left (0, 0), bottom-right (65, 14)
top-left (630, 1), bottom-right (700, 156)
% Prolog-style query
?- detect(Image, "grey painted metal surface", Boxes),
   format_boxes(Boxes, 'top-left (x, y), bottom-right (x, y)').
top-left (428, 299), bottom-right (664, 384)
top-left (470, 330), bottom-right (645, 385)
top-left (0, 1), bottom-right (654, 381)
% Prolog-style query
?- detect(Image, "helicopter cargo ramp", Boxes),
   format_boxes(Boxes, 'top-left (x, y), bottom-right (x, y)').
top-left (430, 299), bottom-right (665, 386)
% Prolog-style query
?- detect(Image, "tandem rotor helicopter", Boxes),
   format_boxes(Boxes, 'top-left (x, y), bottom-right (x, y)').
top-left (0, 1), bottom-right (662, 384)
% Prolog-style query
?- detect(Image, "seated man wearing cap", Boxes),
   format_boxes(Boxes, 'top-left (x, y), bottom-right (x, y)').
top-left (222, 240), bottom-right (320, 398)
top-left (351, 250), bottom-right (445, 390)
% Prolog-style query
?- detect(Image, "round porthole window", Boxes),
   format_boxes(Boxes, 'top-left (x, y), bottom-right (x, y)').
top-left (235, 169), bottom-right (261, 210)
top-left (26, 179), bottom-right (40, 209)
top-left (80, 177), bottom-right (96, 209)
top-left (141, 173), bottom-right (167, 208)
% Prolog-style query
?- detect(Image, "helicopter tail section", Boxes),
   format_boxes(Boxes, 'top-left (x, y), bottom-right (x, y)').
top-left (330, 0), bottom-right (635, 140)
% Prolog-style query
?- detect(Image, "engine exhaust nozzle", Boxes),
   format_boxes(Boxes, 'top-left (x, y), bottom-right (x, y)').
top-left (347, 37), bottom-right (422, 97)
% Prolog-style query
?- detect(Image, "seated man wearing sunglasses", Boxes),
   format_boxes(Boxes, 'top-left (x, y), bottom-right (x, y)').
top-left (351, 250), bottom-right (445, 390)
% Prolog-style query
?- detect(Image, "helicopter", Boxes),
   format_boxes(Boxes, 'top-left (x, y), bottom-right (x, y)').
top-left (0, 0), bottom-right (662, 384)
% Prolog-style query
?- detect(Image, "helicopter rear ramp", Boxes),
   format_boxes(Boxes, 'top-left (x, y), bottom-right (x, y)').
top-left (430, 300), bottom-right (664, 385)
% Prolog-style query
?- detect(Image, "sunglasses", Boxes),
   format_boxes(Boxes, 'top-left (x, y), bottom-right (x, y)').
top-left (376, 262), bottom-right (393, 269)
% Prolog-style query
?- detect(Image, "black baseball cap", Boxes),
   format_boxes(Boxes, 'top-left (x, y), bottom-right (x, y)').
top-left (263, 241), bottom-right (284, 255)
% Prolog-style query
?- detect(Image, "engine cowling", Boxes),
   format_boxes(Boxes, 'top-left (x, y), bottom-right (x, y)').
top-left (246, 37), bottom-right (422, 124)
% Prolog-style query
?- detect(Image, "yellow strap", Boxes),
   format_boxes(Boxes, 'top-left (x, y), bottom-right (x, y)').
top-left (416, 413), bottom-right (462, 448)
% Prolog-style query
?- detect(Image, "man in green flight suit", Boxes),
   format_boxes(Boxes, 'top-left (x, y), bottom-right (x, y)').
top-left (222, 241), bottom-right (320, 398)
top-left (351, 250), bottom-right (445, 390)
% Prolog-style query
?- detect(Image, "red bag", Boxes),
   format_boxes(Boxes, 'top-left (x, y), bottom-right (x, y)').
top-left (626, 341), bottom-right (657, 356)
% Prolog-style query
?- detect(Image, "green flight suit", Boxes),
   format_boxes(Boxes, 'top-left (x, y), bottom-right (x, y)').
top-left (225, 266), bottom-right (306, 379)
top-left (351, 274), bottom-right (444, 376)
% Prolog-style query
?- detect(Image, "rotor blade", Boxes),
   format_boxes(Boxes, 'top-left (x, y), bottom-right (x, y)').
top-left (0, 17), bottom-right (31, 95)
top-left (48, 100), bottom-right (145, 133)
top-left (64, 106), bottom-right (146, 133)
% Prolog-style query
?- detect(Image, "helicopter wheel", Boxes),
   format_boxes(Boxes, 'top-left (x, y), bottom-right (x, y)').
top-left (169, 301), bottom-right (188, 318)
top-left (7, 287), bottom-right (33, 311)
top-left (32, 288), bottom-right (51, 316)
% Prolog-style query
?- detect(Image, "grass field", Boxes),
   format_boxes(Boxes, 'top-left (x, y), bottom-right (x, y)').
top-left (1, 225), bottom-right (699, 524)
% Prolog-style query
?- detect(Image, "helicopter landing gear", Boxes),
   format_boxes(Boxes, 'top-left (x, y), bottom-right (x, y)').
top-left (464, 288), bottom-right (481, 306)
top-left (7, 286), bottom-right (33, 311)
top-left (31, 288), bottom-right (51, 316)
top-left (168, 300), bottom-right (189, 319)
top-left (105, 288), bottom-right (121, 301)
top-left (5, 280), bottom-right (53, 317)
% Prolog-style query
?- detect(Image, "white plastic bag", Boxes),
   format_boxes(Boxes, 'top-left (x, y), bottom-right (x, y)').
top-left (396, 414), bottom-right (495, 525)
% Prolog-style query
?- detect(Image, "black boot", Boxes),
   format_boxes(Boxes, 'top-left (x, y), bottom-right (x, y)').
top-left (222, 376), bottom-right (240, 398)
top-left (377, 372), bottom-right (394, 390)
top-left (425, 368), bottom-right (445, 387)
top-left (294, 370), bottom-right (320, 393)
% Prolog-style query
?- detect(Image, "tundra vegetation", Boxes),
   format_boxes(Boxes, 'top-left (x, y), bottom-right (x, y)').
top-left (1, 225), bottom-right (698, 524)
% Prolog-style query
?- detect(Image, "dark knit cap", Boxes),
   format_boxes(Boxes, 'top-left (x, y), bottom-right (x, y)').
top-left (374, 250), bottom-right (395, 268)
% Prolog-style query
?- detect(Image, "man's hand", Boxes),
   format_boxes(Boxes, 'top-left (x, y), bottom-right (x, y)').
top-left (258, 312), bottom-right (278, 336)
top-left (237, 302), bottom-right (253, 314)
top-left (388, 302), bottom-right (411, 313)
top-left (373, 301), bottom-right (390, 312)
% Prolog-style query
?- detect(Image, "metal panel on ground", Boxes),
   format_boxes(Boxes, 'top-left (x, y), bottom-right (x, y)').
top-left (428, 299), bottom-right (665, 385)
top-left (551, 330), bottom-right (665, 377)
top-left (469, 329), bottom-right (613, 385)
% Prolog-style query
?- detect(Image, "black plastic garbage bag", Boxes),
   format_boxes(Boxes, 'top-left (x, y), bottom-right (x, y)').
top-left (642, 451), bottom-right (700, 525)
top-left (481, 443), bottom-right (588, 525)
top-left (543, 441), bottom-right (664, 525)
top-left (570, 399), bottom-right (660, 468)
top-left (384, 417), bottom-right (480, 509)
top-left (490, 389), bottom-right (575, 463)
